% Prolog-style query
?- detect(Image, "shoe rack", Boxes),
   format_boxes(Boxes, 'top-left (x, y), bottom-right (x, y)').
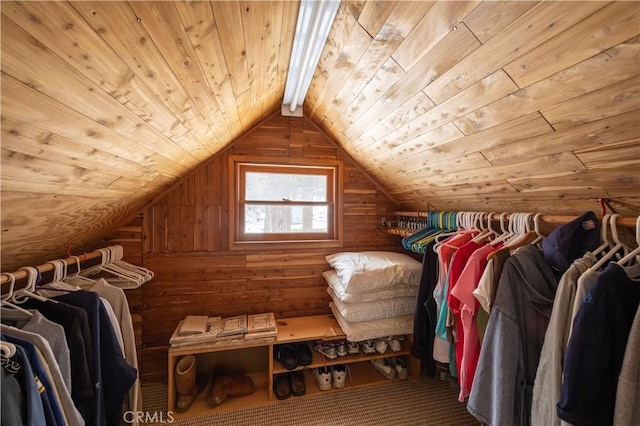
top-left (167, 314), bottom-right (417, 419)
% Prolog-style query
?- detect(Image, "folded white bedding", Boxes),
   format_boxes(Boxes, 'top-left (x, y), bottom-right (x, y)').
top-left (325, 251), bottom-right (422, 294)
top-left (327, 287), bottom-right (415, 322)
top-left (323, 270), bottom-right (418, 302)
top-left (330, 302), bottom-right (414, 342)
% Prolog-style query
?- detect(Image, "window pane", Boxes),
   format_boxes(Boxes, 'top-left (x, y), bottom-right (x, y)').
top-left (245, 172), bottom-right (327, 202)
top-left (245, 205), bottom-right (328, 233)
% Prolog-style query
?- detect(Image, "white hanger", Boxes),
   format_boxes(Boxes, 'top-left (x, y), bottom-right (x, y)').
top-left (531, 213), bottom-right (544, 246)
top-left (0, 272), bottom-right (34, 316)
top-left (0, 341), bottom-right (17, 358)
top-left (590, 213), bottom-right (612, 258)
top-left (588, 214), bottom-right (630, 272)
top-left (617, 216), bottom-right (640, 266)
top-left (493, 212), bottom-right (517, 245)
top-left (81, 246), bottom-right (152, 289)
top-left (12, 267), bottom-right (49, 303)
top-left (41, 259), bottom-right (80, 292)
top-left (63, 255), bottom-right (98, 286)
top-left (472, 212), bottom-right (492, 243)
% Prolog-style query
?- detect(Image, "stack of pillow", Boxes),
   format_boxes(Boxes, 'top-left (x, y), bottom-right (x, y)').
top-left (323, 251), bottom-right (421, 342)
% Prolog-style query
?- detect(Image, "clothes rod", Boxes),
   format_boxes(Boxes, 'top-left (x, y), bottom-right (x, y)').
top-left (392, 211), bottom-right (638, 228)
top-left (0, 250), bottom-right (104, 286)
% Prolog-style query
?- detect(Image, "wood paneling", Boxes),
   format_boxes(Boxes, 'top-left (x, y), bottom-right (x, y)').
top-left (138, 114), bottom-right (403, 380)
top-left (0, 1), bottom-right (638, 324)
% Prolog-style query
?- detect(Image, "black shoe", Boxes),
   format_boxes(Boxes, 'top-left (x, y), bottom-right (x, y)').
top-left (289, 371), bottom-right (306, 397)
top-left (274, 344), bottom-right (298, 370)
top-left (274, 374), bottom-right (291, 400)
top-left (295, 342), bottom-right (313, 366)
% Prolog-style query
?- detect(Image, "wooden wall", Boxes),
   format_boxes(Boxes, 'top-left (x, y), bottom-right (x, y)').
top-left (137, 114), bottom-right (404, 381)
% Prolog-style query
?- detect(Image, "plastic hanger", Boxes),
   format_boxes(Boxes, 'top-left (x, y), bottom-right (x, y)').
top-left (490, 212), bottom-right (513, 245)
top-left (588, 214), bottom-right (630, 272)
top-left (530, 213), bottom-right (545, 246)
top-left (0, 272), bottom-right (34, 316)
top-left (617, 216), bottom-right (640, 266)
top-left (63, 255), bottom-right (98, 286)
top-left (0, 341), bottom-right (17, 358)
top-left (590, 213), bottom-right (613, 258)
top-left (12, 267), bottom-right (49, 304)
top-left (472, 212), bottom-right (492, 243)
top-left (38, 259), bottom-right (80, 294)
top-left (81, 246), bottom-right (152, 288)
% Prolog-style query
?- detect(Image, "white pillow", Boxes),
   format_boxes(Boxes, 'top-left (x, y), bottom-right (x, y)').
top-left (325, 251), bottom-right (422, 293)
top-left (322, 270), bottom-right (418, 301)
top-left (327, 287), bottom-right (415, 322)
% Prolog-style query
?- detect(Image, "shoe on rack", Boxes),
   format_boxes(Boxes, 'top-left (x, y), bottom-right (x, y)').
top-left (347, 341), bottom-right (360, 355)
top-left (335, 340), bottom-right (348, 357)
top-left (332, 364), bottom-right (347, 389)
top-left (273, 373), bottom-right (291, 400)
top-left (295, 342), bottom-right (313, 366)
top-left (289, 371), bottom-right (306, 397)
top-left (313, 340), bottom-right (338, 360)
top-left (385, 336), bottom-right (402, 353)
top-left (360, 339), bottom-right (376, 354)
top-left (371, 358), bottom-right (396, 380)
top-left (391, 357), bottom-right (408, 379)
top-left (374, 338), bottom-right (388, 354)
top-left (274, 344), bottom-right (299, 370)
top-left (313, 367), bottom-right (332, 391)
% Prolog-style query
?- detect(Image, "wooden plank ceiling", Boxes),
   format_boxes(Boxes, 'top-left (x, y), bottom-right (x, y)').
top-left (1, 1), bottom-right (639, 271)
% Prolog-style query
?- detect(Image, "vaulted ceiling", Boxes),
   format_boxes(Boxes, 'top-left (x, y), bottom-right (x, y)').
top-left (1, 1), bottom-right (639, 271)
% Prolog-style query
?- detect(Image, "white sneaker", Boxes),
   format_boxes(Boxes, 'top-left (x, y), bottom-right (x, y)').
top-left (331, 364), bottom-right (347, 389)
top-left (385, 336), bottom-right (402, 352)
top-left (313, 367), bottom-right (332, 391)
top-left (371, 358), bottom-right (396, 380)
top-left (335, 340), bottom-right (348, 357)
top-left (347, 341), bottom-right (360, 355)
top-left (374, 338), bottom-right (388, 354)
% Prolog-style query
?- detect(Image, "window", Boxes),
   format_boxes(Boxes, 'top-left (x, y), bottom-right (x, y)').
top-left (230, 157), bottom-right (342, 247)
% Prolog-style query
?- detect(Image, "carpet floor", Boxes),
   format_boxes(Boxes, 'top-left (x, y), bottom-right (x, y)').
top-left (142, 376), bottom-right (480, 425)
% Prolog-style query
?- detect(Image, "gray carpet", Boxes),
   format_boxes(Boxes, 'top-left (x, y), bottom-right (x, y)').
top-left (142, 377), bottom-right (481, 425)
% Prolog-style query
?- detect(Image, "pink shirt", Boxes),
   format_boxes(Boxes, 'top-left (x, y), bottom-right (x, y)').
top-left (450, 243), bottom-right (497, 401)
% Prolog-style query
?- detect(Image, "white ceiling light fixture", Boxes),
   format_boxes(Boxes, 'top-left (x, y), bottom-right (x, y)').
top-left (282, 0), bottom-right (340, 117)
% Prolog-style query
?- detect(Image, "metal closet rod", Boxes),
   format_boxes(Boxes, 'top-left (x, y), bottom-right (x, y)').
top-left (393, 211), bottom-right (638, 228)
top-left (0, 249), bottom-right (104, 286)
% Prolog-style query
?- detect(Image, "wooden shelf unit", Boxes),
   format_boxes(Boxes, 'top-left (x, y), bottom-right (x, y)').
top-left (167, 314), bottom-right (417, 419)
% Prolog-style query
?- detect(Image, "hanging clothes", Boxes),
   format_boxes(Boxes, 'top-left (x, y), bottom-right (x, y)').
top-left (467, 244), bottom-right (559, 426)
top-left (52, 290), bottom-right (137, 426)
top-left (1, 325), bottom-right (85, 426)
top-left (434, 231), bottom-right (476, 376)
top-left (79, 278), bottom-right (141, 415)
top-left (557, 262), bottom-right (640, 426)
top-left (614, 302), bottom-right (640, 426)
top-left (450, 242), bottom-right (498, 402)
top-left (21, 297), bottom-right (95, 423)
top-left (1, 309), bottom-right (72, 391)
top-left (2, 333), bottom-right (66, 425)
top-left (410, 240), bottom-right (438, 376)
top-left (530, 253), bottom-right (596, 426)
top-left (1, 341), bottom-right (46, 426)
